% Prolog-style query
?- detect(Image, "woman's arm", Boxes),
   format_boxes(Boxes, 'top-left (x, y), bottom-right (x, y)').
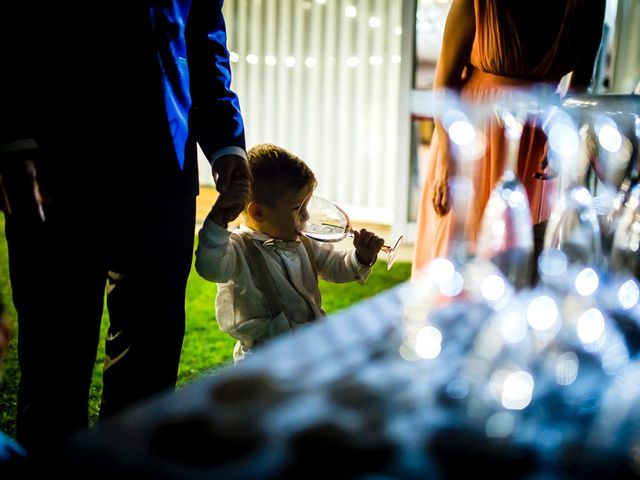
top-left (433, 0), bottom-right (476, 92)
top-left (431, 0), bottom-right (476, 216)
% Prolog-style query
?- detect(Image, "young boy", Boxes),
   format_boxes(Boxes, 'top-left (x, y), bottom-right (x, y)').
top-left (195, 143), bottom-right (384, 362)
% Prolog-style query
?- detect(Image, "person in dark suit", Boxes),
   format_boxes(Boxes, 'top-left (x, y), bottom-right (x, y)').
top-left (0, 0), bottom-right (249, 457)
top-left (99, 0), bottom-right (250, 420)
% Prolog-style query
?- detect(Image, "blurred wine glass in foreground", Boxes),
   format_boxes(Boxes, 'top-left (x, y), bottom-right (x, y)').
top-left (559, 94), bottom-right (639, 261)
top-left (434, 89), bottom-right (493, 267)
top-left (541, 107), bottom-right (602, 268)
top-left (610, 184), bottom-right (640, 279)
top-left (476, 97), bottom-right (535, 290)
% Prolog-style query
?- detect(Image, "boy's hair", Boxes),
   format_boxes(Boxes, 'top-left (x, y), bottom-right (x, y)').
top-left (248, 144), bottom-right (316, 207)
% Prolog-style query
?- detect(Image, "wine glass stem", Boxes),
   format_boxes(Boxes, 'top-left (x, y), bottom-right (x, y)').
top-left (506, 130), bottom-right (521, 174)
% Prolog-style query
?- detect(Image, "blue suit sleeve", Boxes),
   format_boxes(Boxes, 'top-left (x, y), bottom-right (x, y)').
top-left (187, 0), bottom-right (246, 161)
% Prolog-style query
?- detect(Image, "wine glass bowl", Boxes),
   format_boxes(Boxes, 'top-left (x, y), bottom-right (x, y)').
top-left (540, 106), bottom-right (604, 269)
top-left (476, 171), bottom-right (534, 289)
top-left (296, 197), bottom-right (349, 242)
top-left (609, 184), bottom-right (640, 279)
top-left (561, 94), bottom-right (640, 190)
top-left (296, 195), bottom-right (404, 270)
top-left (559, 95), bottom-right (640, 257)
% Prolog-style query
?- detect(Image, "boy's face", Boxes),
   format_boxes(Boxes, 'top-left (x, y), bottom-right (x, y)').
top-left (259, 183), bottom-right (314, 241)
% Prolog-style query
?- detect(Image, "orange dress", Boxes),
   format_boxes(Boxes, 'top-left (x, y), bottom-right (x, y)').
top-left (411, 0), bottom-right (605, 277)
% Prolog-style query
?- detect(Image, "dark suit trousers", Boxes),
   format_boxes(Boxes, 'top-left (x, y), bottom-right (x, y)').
top-left (5, 158), bottom-right (109, 455)
top-left (99, 129), bottom-right (196, 420)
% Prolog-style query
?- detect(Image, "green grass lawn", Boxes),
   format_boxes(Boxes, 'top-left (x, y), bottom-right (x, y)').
top-left (0, 215), bottom-right (411, 438)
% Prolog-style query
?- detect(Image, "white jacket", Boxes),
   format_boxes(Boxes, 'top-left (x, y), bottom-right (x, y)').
top-left (195, 221), bottom-right (373, 361)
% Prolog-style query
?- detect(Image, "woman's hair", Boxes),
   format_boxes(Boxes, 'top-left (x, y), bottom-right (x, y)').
top-left (248, 143), bottom-right (317, 206)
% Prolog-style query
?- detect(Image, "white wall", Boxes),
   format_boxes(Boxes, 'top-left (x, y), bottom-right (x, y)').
top-left (199, 0), bottom-right (405, 226)
top-left (611, 0), bottom-right (640, 93)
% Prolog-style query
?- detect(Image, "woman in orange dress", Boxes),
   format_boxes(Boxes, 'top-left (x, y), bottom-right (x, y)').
top-left (411, 0), bottom-right (606, 277)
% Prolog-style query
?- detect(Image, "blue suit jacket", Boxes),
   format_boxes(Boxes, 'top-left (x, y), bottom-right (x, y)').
top-left (148, 0), bottom-right (245, 185)
top-left (0, 1), bottom-right (245, 195)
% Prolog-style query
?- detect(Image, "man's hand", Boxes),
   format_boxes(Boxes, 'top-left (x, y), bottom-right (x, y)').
top-left (212, 154), bottom-right (250, 194)
top-left (353, 228), bottom-right (385, 266)
top-left (209, 178), bottom-right (251, 228)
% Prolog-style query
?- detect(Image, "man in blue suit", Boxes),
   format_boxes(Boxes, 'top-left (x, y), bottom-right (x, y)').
top-left (99, 0), bottom-right (249, 420)
top-left (0, 0), bottom-right (249, 456)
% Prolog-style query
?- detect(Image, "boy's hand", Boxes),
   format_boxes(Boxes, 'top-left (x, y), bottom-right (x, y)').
top-left (353, 228), bottom-right (385, 266)
top-left (209, 178), bottom-right (251, 228)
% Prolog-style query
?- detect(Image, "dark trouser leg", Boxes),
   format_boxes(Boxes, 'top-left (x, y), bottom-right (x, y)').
top-left (6, 203), bottom-right (107, 455)
top-left (100, 173), bottom-right (195, 419)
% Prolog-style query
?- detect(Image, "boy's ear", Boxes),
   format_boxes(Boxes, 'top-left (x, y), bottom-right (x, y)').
top-left (246, 202), bottom-right (264, 222)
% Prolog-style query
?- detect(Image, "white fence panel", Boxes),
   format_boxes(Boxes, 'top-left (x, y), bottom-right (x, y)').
top-left (198, 0), bottom-right (404, 225)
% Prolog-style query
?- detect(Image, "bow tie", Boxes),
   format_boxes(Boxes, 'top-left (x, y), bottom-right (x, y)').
top-left (262, 238), bottom-right (300, 253)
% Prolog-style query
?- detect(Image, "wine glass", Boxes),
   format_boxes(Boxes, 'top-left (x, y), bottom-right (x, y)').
top-left (541, 106), bottom-right (603, 268)
top-left (295, 195), bottom-right (404, 270)
top-left (430, 89), bottom-right (494, 268)
top-left (476, 98), bottom-right (535, 290)
top-left (609, 183), bottom-right (640, 279)
top-left (601, 110), bottom-right (640, 258)
top-left (559, 94), bottom-right (639, 261)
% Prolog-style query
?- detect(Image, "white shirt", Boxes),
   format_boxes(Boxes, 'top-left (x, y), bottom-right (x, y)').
top-left (195, 220), bottom-right (373, 361)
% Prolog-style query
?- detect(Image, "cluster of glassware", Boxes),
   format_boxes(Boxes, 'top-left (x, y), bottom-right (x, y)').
top-left (399, 88), bottom-right (640, 473)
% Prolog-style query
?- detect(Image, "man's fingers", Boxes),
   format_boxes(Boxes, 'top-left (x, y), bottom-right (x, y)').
top-left (218, 190), bottom-right (249, 209)
top-left (213, 154), bottom-right (251, 196)
top-left (216, 168), bottom-right (232, 194)
top-left (219, 179), bottom-right (250, 201)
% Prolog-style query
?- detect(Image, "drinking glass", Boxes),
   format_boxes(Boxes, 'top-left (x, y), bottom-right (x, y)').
top-left (476, 100), bottom-right (534, 289)
top-left (431, 89), bottom-right (494, 267)
top-left (296, 195), bottom-right (404, 270)
top-left (609, 183), bottom-right (640, 279)
top-left (559, 94), bottom-right (640, 260)
top-left (603, 112), bottom-right (640, 259)
top-left (541, 107), bottom-right (603, 267)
